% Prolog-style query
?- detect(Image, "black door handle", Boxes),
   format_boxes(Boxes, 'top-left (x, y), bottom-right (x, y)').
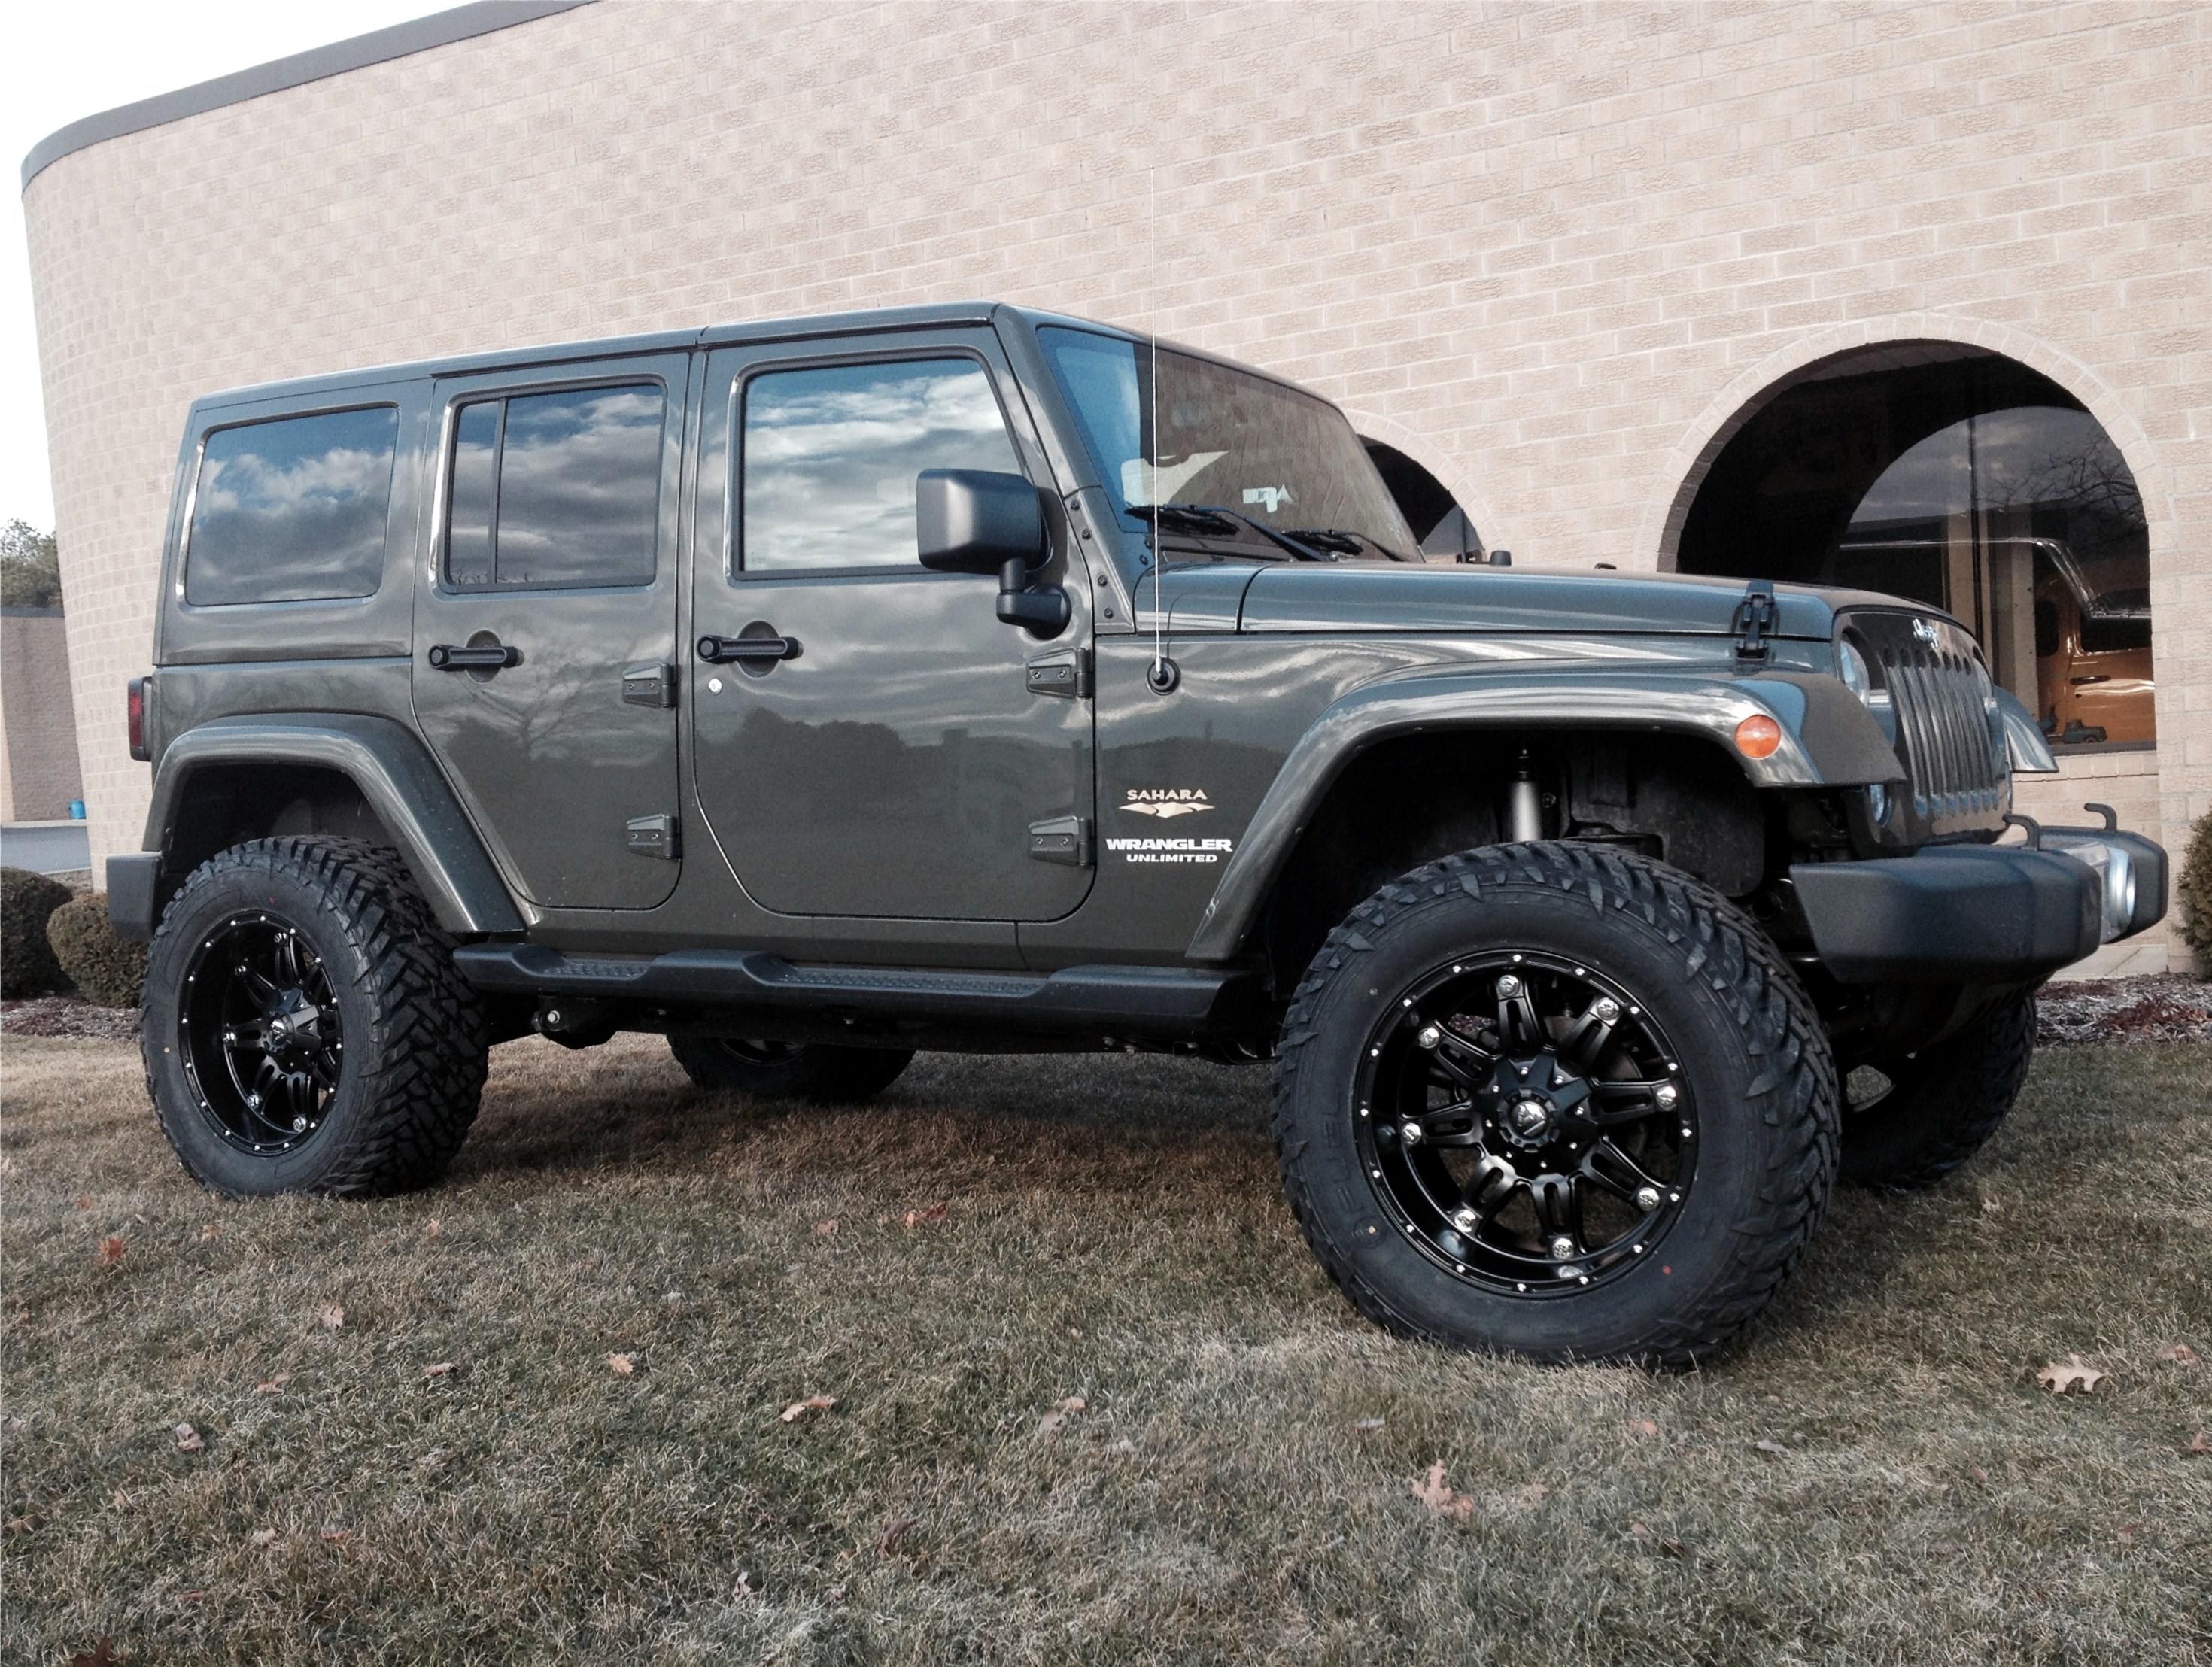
top-left (697, 633), bottom-right (801, 664)
top-left (428, 642), bottom-right (522, 670)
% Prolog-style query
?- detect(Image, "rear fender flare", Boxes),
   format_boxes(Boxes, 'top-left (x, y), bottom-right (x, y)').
top-left (1184, 668), bottom-right (1901, 962)
top-left (141, 714), bottom-right (526, 937)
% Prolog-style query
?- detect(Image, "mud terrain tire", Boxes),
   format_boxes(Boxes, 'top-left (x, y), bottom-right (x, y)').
top-left (1840, 993), bottom-right (2036, 1191)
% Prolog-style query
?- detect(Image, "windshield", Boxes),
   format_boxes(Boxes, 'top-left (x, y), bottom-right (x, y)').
top-left (1039, 326), bottom-right (1417, 559)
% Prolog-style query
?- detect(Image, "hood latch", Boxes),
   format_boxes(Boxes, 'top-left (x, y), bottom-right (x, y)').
top-left (1733, 578), bottom-right (1777, 663)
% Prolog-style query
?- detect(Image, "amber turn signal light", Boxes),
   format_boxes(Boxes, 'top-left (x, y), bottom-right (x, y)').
top-left (1733, 714), bottom-right (1782, 759)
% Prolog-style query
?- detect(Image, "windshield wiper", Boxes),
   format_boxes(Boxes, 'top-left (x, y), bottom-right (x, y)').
top-left (1288, 527), bottom-right (1409, 562)
top-left (1126, 503), bottom-right (1335, 562)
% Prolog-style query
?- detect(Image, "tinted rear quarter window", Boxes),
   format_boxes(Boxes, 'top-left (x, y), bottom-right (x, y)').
top-left (185, 405), bottom-right (400, 605)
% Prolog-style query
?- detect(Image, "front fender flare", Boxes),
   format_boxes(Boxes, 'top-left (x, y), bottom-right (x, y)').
top-left (141, 713), bottom-right (526, 937)
top-left (1184, 667), bottom-right (1902, 963)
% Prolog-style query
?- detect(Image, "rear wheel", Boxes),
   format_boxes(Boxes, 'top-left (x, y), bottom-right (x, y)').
top-left (1274, 842), bottom-right (1838, 1365)
top-left (668, 1036), bottom-right (913, 1102)
top-left (141, 837), bottom-right (487, 1197)
top-left (1840, 993), bottom-right (2036, 1190)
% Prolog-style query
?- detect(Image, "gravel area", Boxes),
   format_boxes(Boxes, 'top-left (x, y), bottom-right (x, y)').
top-left (2035, 973), bottom-right (2212, 1048)
top-left (0, 997), bottom-right (141, 1042)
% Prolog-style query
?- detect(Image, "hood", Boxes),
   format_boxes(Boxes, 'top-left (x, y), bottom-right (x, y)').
top-left (1232, 561), bottom-right (1882, 639)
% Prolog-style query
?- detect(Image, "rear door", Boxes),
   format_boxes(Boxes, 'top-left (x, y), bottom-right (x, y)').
top-left (413, 351), bottom-right (692, 910)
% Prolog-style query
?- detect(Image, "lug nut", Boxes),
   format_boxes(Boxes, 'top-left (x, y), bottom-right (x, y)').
top-left (1496, 974), bottom-right (1523, 998)
top-left (1451, 1206), bottom-right (1481, 1233)
top-left (1635, 1186), bottom-right (1661, 1212)
top-left (1549, 1234), bottom-right (1576, 1260)
top-left (293, 1116), bottom-right (308, 1133)
top-left (1654, 1083), bottom-right (1679, 1109)
top-left (1415, 1024), bottom-right (1442, 1049)
top-left (1399, 1121), bottom-right (1425, 1146)
top-left (1591, 997), bottom-right (1620, 1022)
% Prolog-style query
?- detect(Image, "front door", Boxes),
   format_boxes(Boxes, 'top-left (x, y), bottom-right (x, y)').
top-left (691, 331), bottom-right (1093, 921)
top-left (413, 352), bottom-right (691, 911)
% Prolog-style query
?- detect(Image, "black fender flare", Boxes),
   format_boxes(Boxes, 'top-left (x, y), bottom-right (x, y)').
top-left (136, 713), bottom-right (526, 937)
top-left (1184, 667), bottom-right (1902, 962)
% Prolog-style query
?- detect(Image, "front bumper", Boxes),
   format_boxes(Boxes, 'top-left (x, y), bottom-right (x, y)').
top-left (1791, 817), bottom-right (2168, 985)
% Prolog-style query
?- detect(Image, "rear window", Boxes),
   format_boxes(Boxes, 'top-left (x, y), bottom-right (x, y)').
top-left (184, 405), bottom-right (400, 606)
top-left (445, 383), bottom-right (665, 589)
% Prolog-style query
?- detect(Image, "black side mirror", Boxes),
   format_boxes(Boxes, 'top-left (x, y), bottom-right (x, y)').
top-left (916, 468), bottom-right (1069, 638)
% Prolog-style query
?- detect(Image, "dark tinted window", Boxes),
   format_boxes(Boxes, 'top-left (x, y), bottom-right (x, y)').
top-left (185, 405), bottom-right (398, 605)
top-left (444, 383), bottom-right (664, 588)
top-left (740, 358), bottom-right (1018, 572)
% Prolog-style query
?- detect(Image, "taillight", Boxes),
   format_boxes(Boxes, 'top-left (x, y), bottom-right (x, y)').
top-left (127, 677), bottom-right (150, 761)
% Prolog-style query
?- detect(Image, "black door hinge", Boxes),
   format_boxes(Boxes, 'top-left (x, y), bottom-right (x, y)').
top-left (621, 662), bottom-right (677, 707)
top-left (1733, 578), bottom-right (1778, 663)
top-left (1025, 647), bottom-right (1092, 699)
top-left (1028, 815), bottom-right (1092, 867)
top-left (626, 812), bottom-right (679, 860)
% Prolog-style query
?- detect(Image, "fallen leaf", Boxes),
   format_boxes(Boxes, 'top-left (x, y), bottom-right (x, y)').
top-left (1411, 1461), bottom-right (1476, 1522)
top-left (173, 1422), bottom-right (205, 1454)
top-left (2115, 1522), bottom-right (2138, 1546)
top-left (813, 1219), bottom-right (838, 1236)
top-left (249, 1528), bottom-right (278, 1547)
top-left (2184, 1430), bottom-right (2207, 1456)
top-left (1104, 1435), bottom-right (1138, 1455)
top-left (254, 1373), bottom-right (292, 1395)
top-left (73, 1196), bottom-right (93, 1210)
top-left (1513, 1481), bottom-right (1551, 1506)
top-left (110, 1492), bottom-right (126, 1510)
top-left (68, 1640), bottom-right (113, 1667)
top-left (424, 1219), bottom-right (442, 1240)
top-left (1754, 1440), bottom-right (1789, 1459)
top-left (1630, 1418), bottom-right (1661, 1437)
top-left (1970, 1465), bottom-right (1990, 1483)
top-left (1625, 1521), bottom-right (1686, 1556)
top-left (132, 1213), bottom-right (147, 1225)
top-left (731, 1571), bottom-right (758, 1603)
top-left (1036, 1411), bottom-right (1069, 1437)
top-left (901, 1202), bottom-right (949, 1231)
top-left (96, 1236), bottom-right (124, 1266)
top-left (318, 1528), bottom-right (351, 1545)
top-left (5, 1514), bottom-right (40, 1534)
top-left (1056, 1395), bottom-right (1086, 1413)
top-left (779, 1393), bottom-right (836, 1423)
top-left (178, 1590), bottom-right (204, 1605)
top-left (199, 1224), bottom-right (221, 1242)
top-left (876, 1516), bottom-right (917, 1556)
top-left (2037, 1354), bottom-right (2106, 1395)
top-left (318, 1304), bottom-right (345, 1331)
top-left (606, 1353), bottom-right (635, 1377)
top-left (1351, 1416), bottom-right (1386, 1433)
top-left (2156, 1343), bottom-right (2200, 1367)
top-left (422, 1361), bottom-right (457, 1379)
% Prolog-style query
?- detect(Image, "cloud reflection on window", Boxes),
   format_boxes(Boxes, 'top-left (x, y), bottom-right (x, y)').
top-left (186, 406), bottom-right (398, 605)
top-left (742, 360), bottom-right (1017, 572)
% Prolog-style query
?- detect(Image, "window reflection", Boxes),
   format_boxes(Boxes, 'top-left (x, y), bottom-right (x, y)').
top-left (1679, 350), bottom-right (2153, 747)
top-left (742, 359), bottom-right (1018, 572)
top-left (187, 405), bottom-right (398, 605)
top-left (444, 383), bottom-right (664, 589)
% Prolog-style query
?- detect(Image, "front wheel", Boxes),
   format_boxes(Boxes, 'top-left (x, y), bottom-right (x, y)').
top-left (1274, 842), bottom-right (1838, 1366)
top-left (667, 1036), bottom-right (913, 1102)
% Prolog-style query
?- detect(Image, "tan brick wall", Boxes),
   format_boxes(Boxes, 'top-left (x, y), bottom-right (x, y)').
top-left (0, 609), bottom-right (86, 823)
top-left (23, 0), bottom-right (2210, 967)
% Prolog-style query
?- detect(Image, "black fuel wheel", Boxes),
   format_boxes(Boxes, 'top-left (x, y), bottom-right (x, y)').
top-left (668, 1036), bottom-right (913, 1102)
top-left (1275, 842), bottom-right (1838, 1365)
top-left (142, 838), bottom-right (487, 1198)
top-left (1840, 993), bottom-right (2036, 1191)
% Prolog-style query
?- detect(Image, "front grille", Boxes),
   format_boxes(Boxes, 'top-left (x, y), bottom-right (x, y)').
top-left (1843, 610), bottom-right (2008, 837)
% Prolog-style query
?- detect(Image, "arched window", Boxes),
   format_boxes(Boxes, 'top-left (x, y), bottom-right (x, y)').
top-left (1678, 347), bottom-right (2153, 748)
top-left (1363, 439), bottom-right (1482, 560)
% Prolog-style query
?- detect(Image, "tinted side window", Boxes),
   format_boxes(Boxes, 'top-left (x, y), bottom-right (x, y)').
top-left (444, 383), bottom-right (664, 589)
top-left (741, 358), bottom-right (1018, 573)
top-left (185, 406), bottom-right (399, 605)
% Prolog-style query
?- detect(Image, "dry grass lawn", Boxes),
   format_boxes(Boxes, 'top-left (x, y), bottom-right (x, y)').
top-left (3, 1030), bottom-right (2207, 1665)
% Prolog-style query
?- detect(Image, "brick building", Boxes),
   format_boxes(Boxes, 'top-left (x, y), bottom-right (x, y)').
top-left (22, 0), bottom-right (2206, 971)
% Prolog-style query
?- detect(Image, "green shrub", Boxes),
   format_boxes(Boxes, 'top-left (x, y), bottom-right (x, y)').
top-left (46, 892), bottom-right (147, 1008)
top-left (1, 867), bottom-right (74, 996)
top-left (2180, 807), bottom-right (2212, 979)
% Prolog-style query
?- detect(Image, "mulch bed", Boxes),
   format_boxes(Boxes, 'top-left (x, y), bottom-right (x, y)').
top-left (5, 976), bottom-right (2207, 1051)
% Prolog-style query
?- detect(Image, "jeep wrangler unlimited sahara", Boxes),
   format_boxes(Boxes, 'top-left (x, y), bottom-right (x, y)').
top-left (112, 303), bottom-right (2167, 1364)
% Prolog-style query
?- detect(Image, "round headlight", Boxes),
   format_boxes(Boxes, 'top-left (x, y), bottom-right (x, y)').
top-left (1837, 636), bottom-right (1874, 704)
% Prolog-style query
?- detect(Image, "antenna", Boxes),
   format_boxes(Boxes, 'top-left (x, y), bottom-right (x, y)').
top-left (1145, 163), bottom-right (1179, 695)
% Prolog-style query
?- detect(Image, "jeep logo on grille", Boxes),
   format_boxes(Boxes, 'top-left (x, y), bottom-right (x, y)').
top-left (1912, 617), bottom-right (1940, 648)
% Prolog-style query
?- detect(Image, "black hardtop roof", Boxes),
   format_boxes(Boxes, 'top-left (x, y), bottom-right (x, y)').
top-left (187, 301), bottom-right (1298, 415)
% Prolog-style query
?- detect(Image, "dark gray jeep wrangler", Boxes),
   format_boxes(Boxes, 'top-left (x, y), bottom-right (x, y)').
top-left (114, 303), bottom-right (2167, 1364)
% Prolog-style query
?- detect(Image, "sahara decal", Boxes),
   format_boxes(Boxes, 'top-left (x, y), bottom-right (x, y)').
top-left (1120, 788), bottom-right (1215, 819)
